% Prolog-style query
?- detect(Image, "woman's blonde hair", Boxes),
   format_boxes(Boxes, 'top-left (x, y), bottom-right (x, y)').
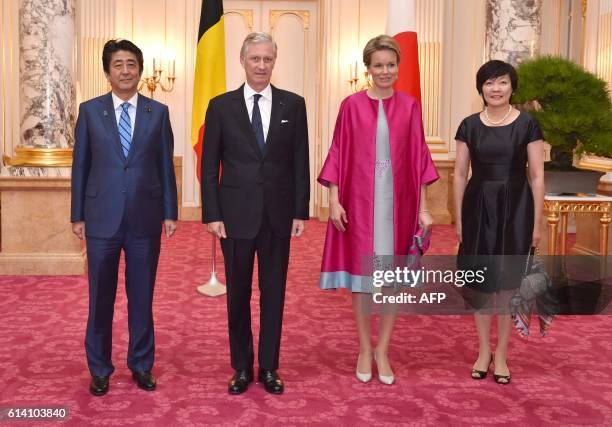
top-left (362, 35), bottom-right (401, 66)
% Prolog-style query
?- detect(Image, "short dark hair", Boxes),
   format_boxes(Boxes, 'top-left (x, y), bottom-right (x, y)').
top-left (102, 39), bottom-right (144, 74)
top-left (476, 60), bottom-right (518, 104)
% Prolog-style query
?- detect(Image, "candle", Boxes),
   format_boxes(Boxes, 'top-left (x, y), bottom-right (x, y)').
top-left (170, 59), bottom-right (175, 77)
top-left (152, 58), bottom-right (157, 72)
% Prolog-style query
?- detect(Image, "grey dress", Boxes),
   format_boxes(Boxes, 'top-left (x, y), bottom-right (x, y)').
top-left (373, 100), bottom-right (394, 262)
top-left (319, 99), bottom-right (395, 293)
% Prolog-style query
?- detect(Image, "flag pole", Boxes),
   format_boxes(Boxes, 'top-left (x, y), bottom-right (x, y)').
top-left (192, 0), bottom-right (226, 297)
top-left (197, 234), bottom-right (226, 297)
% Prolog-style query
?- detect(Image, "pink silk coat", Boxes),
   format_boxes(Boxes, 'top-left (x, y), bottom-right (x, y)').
top-left (318, 90), bottom-right (439, 278)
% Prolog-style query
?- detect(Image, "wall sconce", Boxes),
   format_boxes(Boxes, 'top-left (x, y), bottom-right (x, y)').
top-left (348, 61), bottom-right (371, 93)
top-left (139, 57), bottom-right (176, 98)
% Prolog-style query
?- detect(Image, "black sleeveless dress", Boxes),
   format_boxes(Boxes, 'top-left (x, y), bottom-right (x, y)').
top-left (455, 111), bottom-right (543, 294)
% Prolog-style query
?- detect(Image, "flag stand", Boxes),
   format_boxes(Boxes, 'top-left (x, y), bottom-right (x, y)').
top-left (197, 235), bottom-right (226, 297)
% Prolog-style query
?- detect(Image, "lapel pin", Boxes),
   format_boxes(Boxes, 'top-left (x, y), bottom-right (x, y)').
top-left (103, 110), bottom-right (108, 116)
top-left (147, 106), bottom-right (152, 113)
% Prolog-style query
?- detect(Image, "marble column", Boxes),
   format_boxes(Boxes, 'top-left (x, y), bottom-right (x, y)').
top-left (20, 0), bottom-right (75, 149)
top-left (486, 0), bottom-right (542, 65)
top-left (5, 0), bottom-right (76, 178)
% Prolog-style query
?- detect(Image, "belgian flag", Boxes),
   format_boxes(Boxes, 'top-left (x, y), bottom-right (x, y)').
top-left (191, 0), bottom-right (226, 182)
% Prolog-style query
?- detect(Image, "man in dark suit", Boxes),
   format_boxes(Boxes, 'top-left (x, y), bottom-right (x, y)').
top-left (71, 39), bottom-right (178, 396)
top-left (202, 32), bottom-right (310, 395)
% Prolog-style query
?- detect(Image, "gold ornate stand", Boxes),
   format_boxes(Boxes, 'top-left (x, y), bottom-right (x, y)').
top-left (544, 195), bottom-right (612, 256)
top-left (3, 148), bottom-right (73, 167)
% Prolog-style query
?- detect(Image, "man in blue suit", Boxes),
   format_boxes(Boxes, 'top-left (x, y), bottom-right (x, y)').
top-left (71, 39), bottom-right (178, 396)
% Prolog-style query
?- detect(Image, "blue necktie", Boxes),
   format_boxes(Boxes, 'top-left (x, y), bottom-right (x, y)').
top-left (251, 94), bottom-right (265, 153)
top-left (118, 102), bottom-right (132, 158)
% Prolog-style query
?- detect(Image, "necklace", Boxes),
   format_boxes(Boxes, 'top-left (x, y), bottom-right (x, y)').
top-left (484, 105), bottom-right (512, 125)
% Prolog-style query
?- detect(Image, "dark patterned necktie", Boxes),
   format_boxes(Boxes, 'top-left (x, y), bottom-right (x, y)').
top-left (251, 94), bottom-right (265, 153)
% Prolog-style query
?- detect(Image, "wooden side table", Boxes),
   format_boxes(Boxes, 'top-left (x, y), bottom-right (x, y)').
top-left (544, 195), bottom-right (612, 256)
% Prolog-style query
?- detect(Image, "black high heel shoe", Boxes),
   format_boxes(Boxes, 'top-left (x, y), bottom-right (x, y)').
top-left (493, 373), bottom-right (511, 384)
top-left (492, 355), bottom-right (511, 384)
top-left (471, 354), bottom-right (493, 380)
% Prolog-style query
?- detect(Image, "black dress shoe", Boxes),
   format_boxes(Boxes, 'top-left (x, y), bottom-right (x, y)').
top-left (258, 369), bottom-right (284, 394)
top-left (228, 369), bottom-right (254, 395)
top-left (131, 371), bottom-right (156, 391)
top-left (90, 376), bottom-right (109, 396)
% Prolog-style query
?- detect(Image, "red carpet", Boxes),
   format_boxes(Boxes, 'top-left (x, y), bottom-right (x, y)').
top-left (0, 221), bottom-right (611, 426)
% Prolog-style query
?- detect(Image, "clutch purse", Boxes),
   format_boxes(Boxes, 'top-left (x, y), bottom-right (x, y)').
top-left (413, 227), bottom-right (432, 254)
top-left (407, 227), bottom-right (431, 270)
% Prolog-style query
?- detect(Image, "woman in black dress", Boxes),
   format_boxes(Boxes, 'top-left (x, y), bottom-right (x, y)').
top-left (453, 60), bottom-right (545, 384)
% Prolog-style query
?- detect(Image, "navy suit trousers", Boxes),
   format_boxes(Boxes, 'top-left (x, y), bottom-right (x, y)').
top-left (85, 216), bottom-right (161, 377)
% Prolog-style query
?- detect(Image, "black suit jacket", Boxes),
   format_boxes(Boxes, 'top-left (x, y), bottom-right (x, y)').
top-left (202, 84), bottom-right (310, 239)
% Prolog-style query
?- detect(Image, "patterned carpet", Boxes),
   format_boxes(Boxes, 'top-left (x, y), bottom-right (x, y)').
top-left (1, 221), bottom-right (611, 426)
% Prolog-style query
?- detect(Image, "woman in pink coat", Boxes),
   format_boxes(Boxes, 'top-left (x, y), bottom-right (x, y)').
top-left (318, 35), bottom-right (439, 384)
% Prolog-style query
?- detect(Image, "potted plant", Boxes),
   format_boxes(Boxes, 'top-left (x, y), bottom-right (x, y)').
top-left (513, 56), bottom-right (612, 194)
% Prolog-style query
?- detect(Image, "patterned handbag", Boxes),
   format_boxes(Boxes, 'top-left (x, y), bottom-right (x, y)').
top-left (511, 247), bottom-right (555, 337)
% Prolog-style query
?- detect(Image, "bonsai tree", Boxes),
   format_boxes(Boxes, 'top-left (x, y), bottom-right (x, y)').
top-left (513, 56), bottom-right (612, 170)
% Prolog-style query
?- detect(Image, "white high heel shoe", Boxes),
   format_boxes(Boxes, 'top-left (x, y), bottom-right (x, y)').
top-left (356, 370), bottom-right (372, 383)
top-left (356, 354), bottom-right (372, 383)
top-left (374, 353), bottom-right (395, 385)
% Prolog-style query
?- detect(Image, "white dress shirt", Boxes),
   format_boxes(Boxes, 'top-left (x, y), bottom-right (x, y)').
top-left (244, 83), bottom-right (272, 141)
top-left (112, 92), bottom-right (138, 134)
